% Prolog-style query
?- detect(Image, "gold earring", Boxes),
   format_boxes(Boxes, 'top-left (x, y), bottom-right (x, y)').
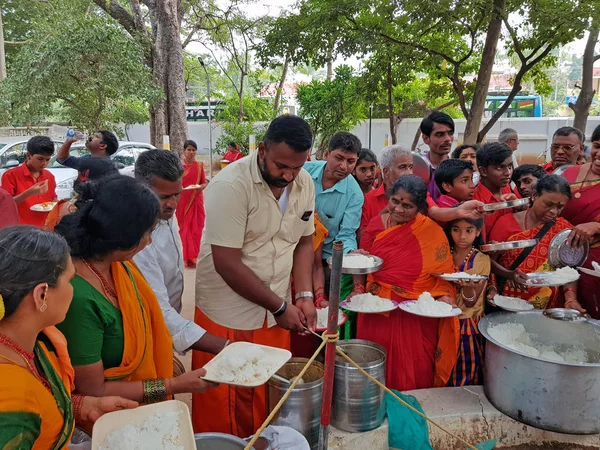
top-left (40, 283), bottom-right (49, 312)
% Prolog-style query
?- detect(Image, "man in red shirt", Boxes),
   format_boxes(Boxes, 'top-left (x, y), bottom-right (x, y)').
top-left (473, 142), bottom-right (516, 238)
top-left (360, 144), bottom-right (484, 235)
top-left (1, 136), bottom-right (57, 227)
top-left (542, 127), bottom-right (584, 174)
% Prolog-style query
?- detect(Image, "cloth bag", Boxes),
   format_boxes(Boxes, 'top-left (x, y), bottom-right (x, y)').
top-left (385, 390), bottom-right (496, 450)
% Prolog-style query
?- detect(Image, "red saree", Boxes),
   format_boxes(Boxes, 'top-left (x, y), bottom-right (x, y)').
top-left (176, 161), bottom-right (206, 267)
top-left (562, 164), bottom-right (600, 318)
top-left (489, 214), bottom-right (573, 310)
top-left (357, 214), bottom-right (459, 391)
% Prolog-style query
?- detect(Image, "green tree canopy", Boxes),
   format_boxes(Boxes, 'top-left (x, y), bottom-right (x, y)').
top-left (297, 65), bottom-right (366, 153)
top-left (0, 2), bottom-right (160, 134)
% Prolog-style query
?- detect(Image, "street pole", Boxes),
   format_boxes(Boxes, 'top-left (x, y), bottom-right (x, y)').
top-left (368, 105), bottom-right (373, 150)
top-left (198, 57), bottom-right (213, 179)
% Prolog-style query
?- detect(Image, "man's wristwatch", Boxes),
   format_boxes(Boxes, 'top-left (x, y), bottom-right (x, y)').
top-left (295, 291), bottom-right (314, 301)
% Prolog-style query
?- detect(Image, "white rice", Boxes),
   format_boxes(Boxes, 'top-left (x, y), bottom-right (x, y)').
top-left (343, 254), bottom-right (376, 268)
top-left (402, 292), bottom-right (453, 315)
top-left (494, 295), bottom-right (534, 311)
top-left (488, 322), bottom-right (590, 364)
top-left (544, 266), bottom-right (579, 284)
top-left (447, 272), bottom-right (484, 279)
top-left (98, 412), bottom-right (183, 450)
top-left (214, 346), bottom-right (277, 384)
top-left (346, 293), bottom-right (393, 312)
top-left (316, 307), bottom-right (344, 329)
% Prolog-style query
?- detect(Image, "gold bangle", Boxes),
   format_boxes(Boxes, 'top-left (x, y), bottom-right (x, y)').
top-left (143, 379), bottom-right (167, 404)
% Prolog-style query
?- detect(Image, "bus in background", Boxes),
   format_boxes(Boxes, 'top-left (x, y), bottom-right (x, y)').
top-left (484, 95), bottom-right (543, 118)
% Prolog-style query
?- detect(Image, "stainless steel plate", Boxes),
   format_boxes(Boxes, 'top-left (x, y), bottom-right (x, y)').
top-left (481, 239), bottom-right (538, 252)
top-left (412, 152), bottom-right (431, 184)
top-left (524, 271), bottom-right (580, 287)
top-left (327, 254), bottom-right (384, 274)
top-left (552, 164), bottom-right (576, 177)
top-left (548, 229), bottom-right (589, 268)
top-left (477, 197), bottom-right (529, 212)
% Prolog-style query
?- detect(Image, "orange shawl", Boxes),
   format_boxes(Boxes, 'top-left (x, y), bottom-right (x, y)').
top-left (366, 214), bottom-right (460, 387)
top-left (312, 212), bottom-right (328, 251)
top-left (104, 262), bottom-right (173, 381)
top-left (44, 200), bottom-right (69, 231)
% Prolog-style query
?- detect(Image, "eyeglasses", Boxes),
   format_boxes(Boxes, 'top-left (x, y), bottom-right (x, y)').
top-left (550, 144), bottom-right (577, 152)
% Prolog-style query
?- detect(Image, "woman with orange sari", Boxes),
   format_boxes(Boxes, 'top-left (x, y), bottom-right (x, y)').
top-left (0, 226), bottom-right (136, 449)
top-left (488, 175), bottom-right (585, 312)
top-left (176, 140), bottom-right (208, 268)
top-left (55, 176), bottom-right (214, 404)
top-left (562, 125), bottom-right (600, 319)
top-left (352, 175), bottom-right (459, 391)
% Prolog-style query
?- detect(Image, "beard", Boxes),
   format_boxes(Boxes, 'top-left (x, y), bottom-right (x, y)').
top-left (259, 157), bottom-right (292, 188)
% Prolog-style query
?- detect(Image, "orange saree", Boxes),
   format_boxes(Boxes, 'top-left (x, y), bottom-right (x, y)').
top-left (357, 214), bottom-right (459, 390)
top-left (104, 262), bottom-right (173, 381)
top-left (176, 161), bottom-right (206, 267)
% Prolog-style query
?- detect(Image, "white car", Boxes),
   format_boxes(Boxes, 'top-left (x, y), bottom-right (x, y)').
top-left (0, 137), bottom-right (155, 199)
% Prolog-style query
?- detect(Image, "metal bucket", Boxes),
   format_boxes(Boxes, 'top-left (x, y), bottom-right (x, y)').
top-left (479, 311), bottom-right (600, 434)
top-left (331, 339), bottom-right (386, 432)
top-left (195, 433), bottom-right (253, 449)
top-left (267, 358), bottom-right (324, 450)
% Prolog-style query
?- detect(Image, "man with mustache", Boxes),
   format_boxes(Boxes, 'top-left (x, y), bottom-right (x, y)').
top-left (192, 115), bottom-right (317, 437)
top-left (542, 127), bottom-right (584, 174)
top-left (421, 111), bottom-right (455, 202)
top-left (304, 131), bottom-right (364, 260)
top-left (133, 150), bottom-right (228, 358)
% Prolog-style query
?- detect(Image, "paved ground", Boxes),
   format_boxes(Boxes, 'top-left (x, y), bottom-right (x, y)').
top-left (173, 267), bottom-right (197, 409)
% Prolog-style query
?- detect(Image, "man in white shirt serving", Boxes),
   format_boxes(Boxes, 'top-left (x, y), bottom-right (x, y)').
top-left (133, 150), bottom-right (228, 356)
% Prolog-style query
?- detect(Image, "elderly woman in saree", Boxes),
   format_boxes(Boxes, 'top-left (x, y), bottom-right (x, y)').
top-left (351, 175), bottom-right (459, 391)
top-left (0, 226), bottom-right (137, 449)
top-left (55, 175), bottom-right (215, 405)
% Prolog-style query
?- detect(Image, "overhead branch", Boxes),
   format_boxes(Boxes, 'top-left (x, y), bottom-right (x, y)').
top-left (93, 0), bottom-right (139, 37)
top-left (4, 40), bottom-right (29, 45)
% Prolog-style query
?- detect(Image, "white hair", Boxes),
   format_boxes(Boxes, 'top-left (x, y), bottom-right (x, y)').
top-left (498, 128), bottom-right (518, 143)
top-left (379, 145), bottom-right (412, 170)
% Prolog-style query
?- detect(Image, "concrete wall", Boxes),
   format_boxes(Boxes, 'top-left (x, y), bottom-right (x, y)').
top-left (126, 116), bottom-right (600, 165)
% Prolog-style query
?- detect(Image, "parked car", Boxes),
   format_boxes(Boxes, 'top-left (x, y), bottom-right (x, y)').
top-left (0, 137), bottom-right (155, 199)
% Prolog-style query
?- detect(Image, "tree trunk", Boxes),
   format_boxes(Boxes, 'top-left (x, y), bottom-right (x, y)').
top-left (463, 0), bottom-right (504, 144)
top-left (156, 0), bottom-right (188, 153)
top-left (569, 25), bottom-right (598, 133)
top-left (273, 55), bottom-right (290, 114)
top-left (386, 62), bottom-right (398, 144)
top-left (326, 46), bottom-right (333, 81)
top-left (0, 11), bottom-right (6, 80)
top-left (238, 72), bottom-right (245, 123)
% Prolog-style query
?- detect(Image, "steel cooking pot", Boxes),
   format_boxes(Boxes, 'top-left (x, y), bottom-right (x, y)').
top-left (479, 311), bottom-right (600, 434)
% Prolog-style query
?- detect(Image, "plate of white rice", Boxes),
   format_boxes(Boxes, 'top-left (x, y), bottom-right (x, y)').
top-left (437, 272), bottom-right (488, 282)
top-left (340, 293), bottom-right (398, 313)
top-left (578, 261), bottom-right (600, 279)
top-left (525, 267), bottom-right (580, 287)
top-left (493, 295), bottom-right (535, 312)
top-left (92, 400), bottom-right (194, 450)
top-left (201, 342), bottom-right (291, 387)
top-left (398, 292), bottom-right (462, 318)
